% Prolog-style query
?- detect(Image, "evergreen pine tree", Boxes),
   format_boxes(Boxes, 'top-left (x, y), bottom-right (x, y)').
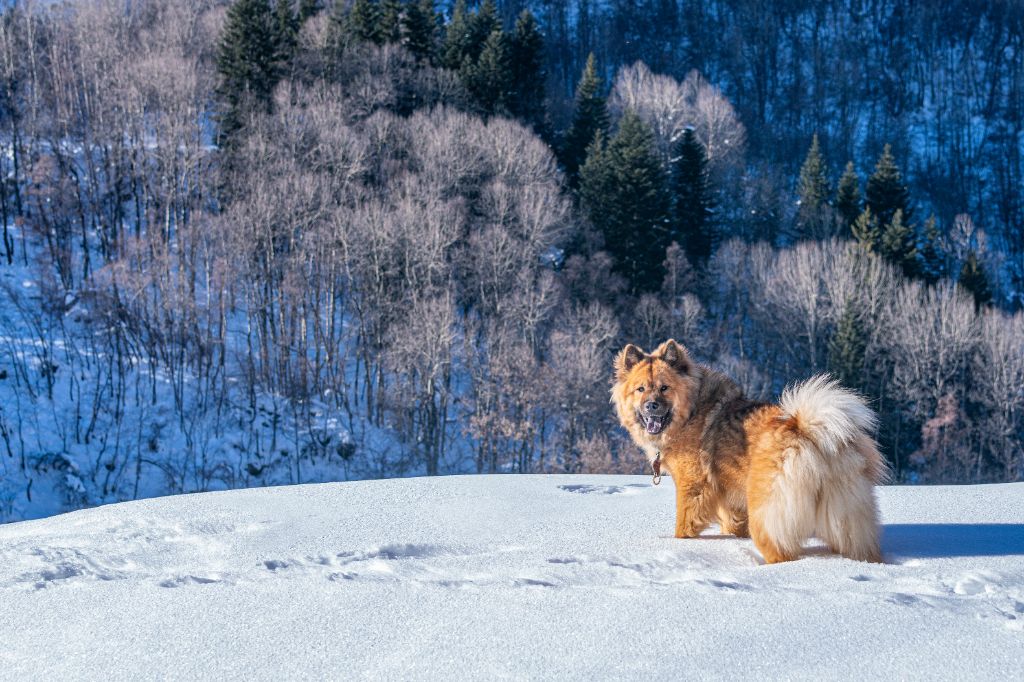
top-left (828, 301), bottom-right (866, 390)
top-left (441, 0), bottom-right (471, 70)
top-left (918, 215), bottom-right (946, 285)
top-left (217, 0), bottom-right (282, 145)
top-left (580, 111), bottom-right (672, 293)
top-left (835, 161), bottom-right (861, 236)
top-left (579, 130), bottom-right (612, 208)
top-left (880, 209), bottom-right (919, 278)
top-left (463, 28), bottom-right (513, 115)
top-left (402, 0), bottom-right (437, 63)
top-left (866, 143), bottom-right (912, 227)
top-left (377, 0), bottom-right (402, 44)
top-left (561, 53), bottom-right (609, 185)
top-left (347, 0), bottom-right (383, 44)
top-left (671, 128), bottom-right (715, 262)
top-left (467, 0), bottom-right (500, 60)
top-left (509, 10), bottom-right (546, 131)
top-left (851, 207), bottom-right (880, 253)
top-left (796, 134), bottom-right (833, 238)
top-left (275, 0), bottom-right (299, 61)
top-left (958, 250), bottom-right (992, 308)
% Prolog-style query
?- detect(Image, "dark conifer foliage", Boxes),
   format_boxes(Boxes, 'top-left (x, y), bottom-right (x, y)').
top-left (835, 161), bottom-right (861, 236)
top-left (275, 0), bottom-right (299, 61)
top-left (561, 53), bottom-right (609, 185)
top-left (828, 301), bottom-right (866, 391)
top-left (402, 0), bottom-right (438, 63)
top-left (441, 0), bottom-right (471, 70)
top-left (467, 0), bottom-right (500, 60)
top-left (959, 250), bottom-right (992, 308)
top-left (464, 28), bottom-right (513, 115)
top-left (917, 215), bottom-right (946, 285)
top-left (377, 0), bottom-right (403, 44)
top-left (346, 0), bottom-right (383, 45)
top-left (880, 209), bottom-right (919, 278)
top-left (671, 128), bottom-right (715, 262)
top-left (509, 10), bottom-right (546, 132)
top-left (394, 2), bottom-right (540, 126)
top-left (217, 0), bottom-right (283, 146)
top-left (796, 134), bottom-right (833, 239)
top-left (851, 207), bottom-right (880, 253)
top-left (580, 111), bottom-right (671, 293)
top-left (866, 144), bottom-right (912, 227)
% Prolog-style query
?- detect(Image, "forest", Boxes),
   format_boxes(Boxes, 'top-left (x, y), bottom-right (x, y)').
top-left (0, 0), bottom-right (1022, 520)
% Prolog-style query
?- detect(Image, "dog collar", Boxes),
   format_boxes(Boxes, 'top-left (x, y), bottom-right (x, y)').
top-left (651, 452), bottom-right (662, 486)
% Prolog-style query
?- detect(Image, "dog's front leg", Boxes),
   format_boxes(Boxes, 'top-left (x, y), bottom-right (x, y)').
top-left (674, 494), bottom-right (708, 538)
top-left (668, 464), bottom-right (708, 538)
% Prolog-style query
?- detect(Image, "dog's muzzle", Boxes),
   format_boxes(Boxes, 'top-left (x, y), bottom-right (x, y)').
top-left (639, 403), bottom-right (671, 435)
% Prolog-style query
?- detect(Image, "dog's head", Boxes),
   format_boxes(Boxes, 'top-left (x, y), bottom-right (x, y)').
top-left (611, 339), bottom-right (697, 447)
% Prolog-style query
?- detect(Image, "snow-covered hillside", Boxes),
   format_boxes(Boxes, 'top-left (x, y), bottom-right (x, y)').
top-left (2, 476), bottom-right (1023, 680)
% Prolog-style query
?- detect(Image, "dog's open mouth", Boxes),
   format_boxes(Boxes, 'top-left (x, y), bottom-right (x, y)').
top-left (639, 412), bottom-right (671, 435)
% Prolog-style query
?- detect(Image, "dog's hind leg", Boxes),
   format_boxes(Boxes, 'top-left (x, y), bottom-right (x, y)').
top-left (748, 517), bottom-right (797, 564)
top-left (815, 471), bottom-right (883, 563)
top-left (749, 501), bottom-right (814, 563)
top-left (747, 446), bottom-right (817, 564)
top-left (717, 505), bottom-right (749, 537)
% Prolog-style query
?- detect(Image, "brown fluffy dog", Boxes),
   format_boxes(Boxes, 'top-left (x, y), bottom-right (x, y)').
top-left (612, 340), bottom-right (887, 564)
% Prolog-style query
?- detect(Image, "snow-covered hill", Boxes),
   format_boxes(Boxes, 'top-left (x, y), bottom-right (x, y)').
top-left (2, 476), bottom-right (1023, 680)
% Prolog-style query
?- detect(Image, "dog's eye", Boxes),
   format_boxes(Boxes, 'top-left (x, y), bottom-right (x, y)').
top-left (636, 386), bottom-right (645, 393)
top-left (660, 385), bottom-right (669, 392)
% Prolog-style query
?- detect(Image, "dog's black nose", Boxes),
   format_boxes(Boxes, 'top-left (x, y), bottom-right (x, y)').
top-left (644, 401), bottom-right (660, 413)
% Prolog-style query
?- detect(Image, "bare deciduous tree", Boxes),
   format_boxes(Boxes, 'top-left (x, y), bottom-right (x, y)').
top-left (609, 62), bottom-right (746, 178)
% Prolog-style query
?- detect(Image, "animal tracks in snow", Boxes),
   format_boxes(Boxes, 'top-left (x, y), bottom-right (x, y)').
top-left (159, 574), bottom-right (225, 588)
top-left (260, 543), bottom-right (509, 588)
top-left (6, 531), bottom-right (1022, 638)
top-left (0, 516), bottom-right (249, 591)
top-left (9, 546), bottom-right (135, 589)
top-left (844, 568), bottom-right (1024, 631)
top-left (2, 480), bottom-right (1022, 637)
top-left (259, 542), bottom-right (755, 595)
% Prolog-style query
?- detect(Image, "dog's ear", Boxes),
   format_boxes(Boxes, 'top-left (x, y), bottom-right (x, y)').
top-left (614, 344), bottom-right (646, 382)
top-left (657, 339), bottom-right (692, 375)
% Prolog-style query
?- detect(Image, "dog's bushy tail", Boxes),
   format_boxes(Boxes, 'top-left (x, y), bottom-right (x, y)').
top-left (762, 375), bottom-right (886, 562)
top-left (780, 375), bottom-right (887, 477)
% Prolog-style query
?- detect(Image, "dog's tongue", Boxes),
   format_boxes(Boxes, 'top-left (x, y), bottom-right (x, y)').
top-left (645, 416), bottom-right (663, 434)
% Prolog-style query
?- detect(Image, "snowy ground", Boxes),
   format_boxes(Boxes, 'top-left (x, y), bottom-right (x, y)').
top-left (1, 475), bottom-right (1023, 680)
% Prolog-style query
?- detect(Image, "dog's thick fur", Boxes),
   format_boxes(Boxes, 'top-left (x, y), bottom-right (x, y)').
top-left (612, 339), bottom-right (887, 564)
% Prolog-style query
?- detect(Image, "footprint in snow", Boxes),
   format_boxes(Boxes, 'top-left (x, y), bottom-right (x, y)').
top-left (886, 592), bottom-right (926, 606)
top-left (952, 571), bottom-right (1002, 596)
top-left (159, 574), bottom-right (223, 588)
top-left (698, 578), bottom-right (752, 591)
top-left (3, 546), bottom-right (134, 590)
top-left (261, 543), bottom-right (491, 586)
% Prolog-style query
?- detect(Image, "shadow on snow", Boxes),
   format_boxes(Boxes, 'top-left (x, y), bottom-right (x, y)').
top-left (883, 523), bottom-right (1024, 559)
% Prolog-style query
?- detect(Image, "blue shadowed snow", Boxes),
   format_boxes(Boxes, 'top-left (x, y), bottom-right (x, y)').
top-left (884, 523), bottom-right (1024, 559)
